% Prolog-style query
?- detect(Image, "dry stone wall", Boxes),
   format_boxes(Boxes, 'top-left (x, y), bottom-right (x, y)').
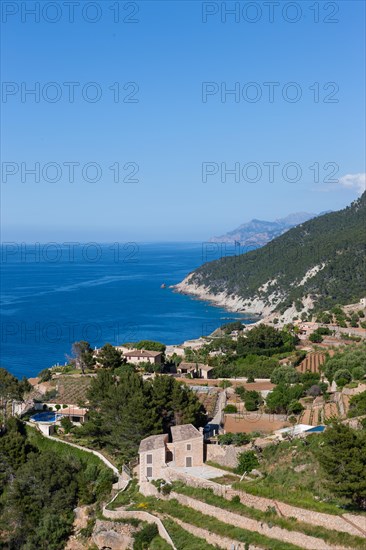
top-left (166, 469), bottom-right (366, 538)
top-left (171, 492), bottom-right (352, 550)
top-left (206, 443), bottom-right (248, 468)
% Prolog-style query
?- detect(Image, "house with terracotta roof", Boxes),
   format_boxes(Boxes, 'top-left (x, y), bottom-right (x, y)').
top-left (123, 349), bottom-right (162, 366)
top-left (177, 362), bottom-right (214, 379)
top-left (138, 424), bottom-right (203, 481)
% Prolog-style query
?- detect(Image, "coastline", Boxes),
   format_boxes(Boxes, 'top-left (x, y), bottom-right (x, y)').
top-left (172, 273), bottom-right (272, 319)
top-left (172, 274), bottom-right (317, 328)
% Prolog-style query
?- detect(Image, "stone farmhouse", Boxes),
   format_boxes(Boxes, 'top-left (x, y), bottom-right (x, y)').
top-left (177, 362), bottom-right (214, 379)
top-left (138, 424), bottom-right (203, 482)
top-left (122, 349), bottom-right (162, 366)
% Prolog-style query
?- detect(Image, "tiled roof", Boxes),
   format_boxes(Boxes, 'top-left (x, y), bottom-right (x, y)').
top-left (61, 407), bottom-right (88, 416)
top-left (139, 434), bottom-right (167, 453)
top-left (179, 362), bottom-right (212, 370)
top-left (171, 424), bottom-right (202, 442)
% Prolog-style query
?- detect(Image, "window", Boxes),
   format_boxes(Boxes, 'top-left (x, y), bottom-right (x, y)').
top-left (147, 467), bottom-right (153, 478)
top-left (186, 443), bottom-right (191, 451)
top-left (186, 456), bottom-right (192, 467)
top-left (146, 454), bottom-right (153, 464)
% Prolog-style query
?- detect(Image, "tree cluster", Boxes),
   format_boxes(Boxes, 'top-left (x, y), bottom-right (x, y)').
top-left (77, 371), bottom-right (206, 463)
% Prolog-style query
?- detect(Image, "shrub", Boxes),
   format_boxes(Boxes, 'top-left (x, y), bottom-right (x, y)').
top-left (352, 366), bottom-right (365, 381)
top-left (309, 332), bottom-right (323, 343)
top-left (133, 523), bottom-right (159, 549)
top-left (219, 380), bottom-right (232, 389)
top-left (288, 400), bottom-right (304, 415)
top-left (334, 369), bottom-right (352, 387)
top-left (218, 432), bottom-right (250, 446)
top-left (270, 366), bottom-right (299, 384)
top-left (235, 451), bottom-right (259, 474)
top-left (60, 416), bottom-right (73, 434)
top-left (224, 404), bottom-right (238, 414)
top-left (38, 368), bottom-right (52, 382)
top-left (307, 385), bottom-right (322, 397)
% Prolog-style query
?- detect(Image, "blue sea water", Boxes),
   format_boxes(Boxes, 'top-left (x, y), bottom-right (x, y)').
top-left (0, 242), bottom-right (254, 378)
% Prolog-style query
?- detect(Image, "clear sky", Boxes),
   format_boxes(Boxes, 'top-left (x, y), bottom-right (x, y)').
top-left (1, 0), bottom-right (365, 242)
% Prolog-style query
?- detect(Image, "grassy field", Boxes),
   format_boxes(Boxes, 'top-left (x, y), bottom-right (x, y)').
top-left (107, 480), bottom-right (139, 510)
top-left (232, 436), bottom-right (350, 515)
top-left (163, 519), bottom-right (218, 550)
top-left (26, 425), bottom-right (115, 479)
top-left (149, 535), bottom-right (172, 549)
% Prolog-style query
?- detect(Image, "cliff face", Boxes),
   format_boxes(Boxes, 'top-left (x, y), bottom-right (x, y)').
top-left (175, 194), bottom-right (366, 321)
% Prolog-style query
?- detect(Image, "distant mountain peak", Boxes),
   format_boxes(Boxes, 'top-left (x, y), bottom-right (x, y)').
top-left (209, 211), bottom-right (316, 246)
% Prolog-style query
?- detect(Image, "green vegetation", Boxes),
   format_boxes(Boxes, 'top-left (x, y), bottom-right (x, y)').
top-left (0, 368), bottom-right (30, 427)
top-left (133, 523), bottom-right (159, 549)
top-left (348, 391), bottom-right (366, 418)
top-left (38, 368), bottom-right (52, 382)
top-left (69, 340), bottom-right (96, 373)
top-left (97, 343), bottom-right (124, 370)
top-left (60, 416), bottom-right (74, 433)
top-left (171, 484), bottom-right (365, 549)
top-left (317, 422), bottom-right (366, 510)
top-left (235, 386), bottom-right (263, 411)
top-left (235, 450), bottom-right (259, 474)
top-left (163, 519), bottom-right (218, 550)
top-left (309, 331), bottom-right (323, 343)
top-left (323, 344), bottom-right (366, 383)
top-left (140, 498), bottom-right (303, 550)
top-left (317, 306), bottom-right (366, 329)
top-left (265, 383), bottom-right (303, 414)
top-left (75, 370), bottom-right (206, 463)
top-left (217, 432), bottom-right (251, 445)
top-left (233, 435), bottom-right (365, 514)
top-left (134, 340), bottom-right (166, 353)
top-left (215, 354), bottom-right (279, 378)
top-left (188, 193), bottom-right (366, 313)
top-left (270, 365), bottom-right (300, 384)
top-left (223, 404), bottom-right (237, 413)
top-left (107, 480), bottom-right (139, 510)
top-left (0, 419), bottom-right (114, 549)
top-left (220, 320), bottom-right (245, 334)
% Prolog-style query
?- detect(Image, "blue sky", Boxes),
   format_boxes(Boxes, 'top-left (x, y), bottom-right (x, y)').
top-left (1, 0), bottom-right (365, 241)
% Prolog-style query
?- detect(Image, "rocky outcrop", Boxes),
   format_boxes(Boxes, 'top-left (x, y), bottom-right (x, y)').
top-left (92, 520), bottom-right (135, 550)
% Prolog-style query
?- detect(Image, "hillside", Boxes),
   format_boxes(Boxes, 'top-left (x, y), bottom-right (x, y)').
top-left (175, 193), bottom-right (366, 319)
top-left (210, 212), bottom-right (317, 247)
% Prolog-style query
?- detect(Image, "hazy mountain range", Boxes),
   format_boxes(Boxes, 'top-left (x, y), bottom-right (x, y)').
top-left (209, 212), bottom-right (330, 247)
top-left (177, 196), bottom-right (365, 317)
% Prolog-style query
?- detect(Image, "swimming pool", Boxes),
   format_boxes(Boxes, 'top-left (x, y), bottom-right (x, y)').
top-left (30, 411), bottom-right (62, 423)
top-left (306, 425), bottom-right (326, 433)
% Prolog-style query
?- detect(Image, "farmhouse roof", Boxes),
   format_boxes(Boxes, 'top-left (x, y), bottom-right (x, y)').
top-left (139, 434), bottom-right (167, 453)
top-left (171, 424), bottom-right (202, 442)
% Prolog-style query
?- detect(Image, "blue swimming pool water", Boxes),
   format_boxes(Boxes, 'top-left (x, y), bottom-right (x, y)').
top-left (306, 425), bottom-right (326, 433)
top-left (30, 411), bottom-right (61, 423)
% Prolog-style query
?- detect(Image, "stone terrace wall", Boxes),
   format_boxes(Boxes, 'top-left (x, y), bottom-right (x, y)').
top-left (166, 469), bottom-right (366, 538)
top-left (171, 492), bottom-right (351, 550)
top-left (206, 443), bottom-right (248, 468)
top-left (103, 508), bottom-right (176, 549)
top-left (171, 516), bottom-right (262, 550)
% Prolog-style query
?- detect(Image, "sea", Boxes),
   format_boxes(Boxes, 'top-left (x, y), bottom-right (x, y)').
top-left (0, 242), bottom-right (255, 378)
